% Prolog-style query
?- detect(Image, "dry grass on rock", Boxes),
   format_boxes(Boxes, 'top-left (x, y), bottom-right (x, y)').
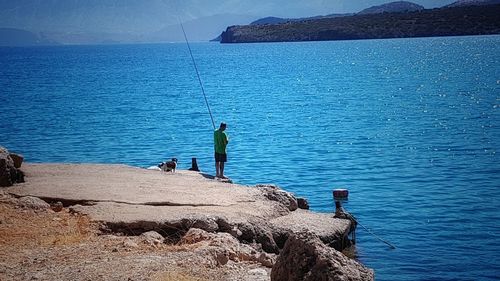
top-left (153, 270), bottom-right (210, 281)
top-left (0, 193), bottom-right (270, 281)
top-left (0, 203), bottom-right (93, 248)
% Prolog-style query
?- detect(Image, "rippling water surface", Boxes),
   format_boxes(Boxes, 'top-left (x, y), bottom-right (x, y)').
top-left (1, 36), bottom-right (499, 280)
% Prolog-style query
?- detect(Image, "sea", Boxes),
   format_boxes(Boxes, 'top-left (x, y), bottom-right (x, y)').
top-left (1, 35), bottom-right (499, 281)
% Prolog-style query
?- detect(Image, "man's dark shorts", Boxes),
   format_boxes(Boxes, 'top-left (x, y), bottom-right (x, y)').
top-left (215, 152), bottom-right (227, 162)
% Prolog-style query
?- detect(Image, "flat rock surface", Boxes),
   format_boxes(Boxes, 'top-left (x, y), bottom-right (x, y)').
top-left (270, 209), bottom-right (350, 238)
top-left (6, 163), bottom-right (257, 206)
top-left (5, 163), bottom-right (350, 244)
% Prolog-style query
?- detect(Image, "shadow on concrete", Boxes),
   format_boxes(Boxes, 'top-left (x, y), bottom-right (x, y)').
top-left (199, 172), bottom-right (233, 183)
top-left (199, 172), bottom-right (215, 180)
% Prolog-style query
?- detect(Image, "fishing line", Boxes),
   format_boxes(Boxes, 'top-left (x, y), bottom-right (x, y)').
top-left (358, 220), bottom-right (396, 249)
top-left (178, 16), bottom-right (216, 130)
top-left (347, 213), bottom-right (396, 249)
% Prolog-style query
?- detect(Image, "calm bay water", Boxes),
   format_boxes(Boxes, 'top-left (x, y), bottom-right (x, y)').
top-left (1, 36), bottom-right (499, 280)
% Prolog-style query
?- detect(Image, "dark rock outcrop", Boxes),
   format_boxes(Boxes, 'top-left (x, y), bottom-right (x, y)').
top-left (51, 201), bottom-right (64, 212)
top-left (9, 153), bottom-right (24, 169)
top-left (271, 231), bottom-right (374, 281)
top-left (0, 158), bottom-right (12, 187)
top-left (297, 198), bottom-right (309, 210)
top-left (0, 146), bottom-right (23, 187)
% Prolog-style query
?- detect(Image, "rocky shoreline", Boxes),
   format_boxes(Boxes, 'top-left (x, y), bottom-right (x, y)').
top-left (0, 146), bottom-right (373, 280)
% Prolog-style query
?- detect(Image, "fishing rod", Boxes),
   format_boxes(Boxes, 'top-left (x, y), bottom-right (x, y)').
top-left (178, 17), bottom-right (216, 130)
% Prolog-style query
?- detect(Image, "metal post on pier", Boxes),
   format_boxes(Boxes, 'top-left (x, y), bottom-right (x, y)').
top-left (333, 188), bottom-right (356, 245)
top-left (189, 157), bottom-right (200, 171)
top-left (332, 187), bottom-right (396, 249)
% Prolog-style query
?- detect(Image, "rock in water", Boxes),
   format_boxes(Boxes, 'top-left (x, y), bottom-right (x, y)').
top-left (271, 231), bottom-right (374, 281)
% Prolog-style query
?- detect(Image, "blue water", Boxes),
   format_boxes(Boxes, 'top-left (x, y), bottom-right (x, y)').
top-left (1, 36), bottom-right (499, 280)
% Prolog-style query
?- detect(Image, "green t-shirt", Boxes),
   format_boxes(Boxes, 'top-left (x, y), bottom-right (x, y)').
top-left (214, 129), bottom-right (228, 154)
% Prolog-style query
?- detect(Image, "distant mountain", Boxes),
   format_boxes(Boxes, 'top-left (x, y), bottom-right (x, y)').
top-left (250, 14), bottom-right (353, 25)
top-left (0, 28), bottom-right (58, 46)
top-left (40, 31), bottom-right (144, 45)
top-left (246, 2), bottom-right (423, 29)
top-left (0, 1), bottom-right (256, 44)
top-left (0, 1), bottom-right (173, 35)
top-left (358, 1), bottom-right (424, 15)
top-left (445, 0), bottom-right (500, 7)
top-left (251, 17), bottom-right (290, 25)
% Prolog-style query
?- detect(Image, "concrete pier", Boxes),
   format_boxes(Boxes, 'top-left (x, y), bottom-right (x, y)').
top-left (5, 163), bottom-right (353, 252)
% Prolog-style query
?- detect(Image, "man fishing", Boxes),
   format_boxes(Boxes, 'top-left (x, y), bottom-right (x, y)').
top-left (214, 122), bottom-right (229, 179)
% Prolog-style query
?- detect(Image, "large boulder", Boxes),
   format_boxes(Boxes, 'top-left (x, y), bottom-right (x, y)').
top-left (256, 184), bottom-right (298, 212)
top-left (180, 228), bottom-right (277, 268)
top-left (271, 231), bottom-right (374, 281)
top-left (17, 196), bottom-right (51, 211)
top-left (140, 230), bottom-right (165, 245)
top-left (0, 146), bottom-right (16, 187)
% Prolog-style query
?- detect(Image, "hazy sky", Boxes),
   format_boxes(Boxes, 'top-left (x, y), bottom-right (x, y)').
top-left (0, 0), bottom-right (458, 20)
top-left (178, 0), bottom-right (457, 18)
top-left (0, 0), bottom-right (459, 37)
